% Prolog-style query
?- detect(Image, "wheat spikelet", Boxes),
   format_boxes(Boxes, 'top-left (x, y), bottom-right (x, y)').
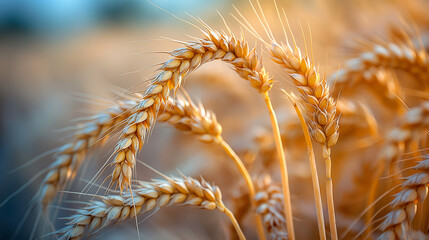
top-left (377, 158), bottom-right (429, 240)
top-left (332, 42), bottom-right (429, 87)
top-left (255, 177), bottom-right (287, 240)
top-left (57, 176), bottom-right (244, 239)
top-left (111, 28), bottom-right (273, 192)
top-left (39, 100), bottom-right (136, 207)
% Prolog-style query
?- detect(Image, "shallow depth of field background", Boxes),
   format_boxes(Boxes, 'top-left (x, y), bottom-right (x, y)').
top-left (1, 0), bottom-right (428, 239)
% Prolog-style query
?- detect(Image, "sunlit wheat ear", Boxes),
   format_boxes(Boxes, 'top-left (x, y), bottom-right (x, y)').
top-left (376, 157), bottom-right (429, 240)
top-left (255, 176), bottom-right (287, 240)
top-left (38, 100), bottom-right (136, 208)
top-left (269, 42), bottom-right (340, 239)
top-left (332, 70), bottom-right (404, 112)
top-left (56, 176), bottom-right (245, 240)
top-left (330, 42), bottom-right (429, 88)
top-left (111, 27), bottom-right (274, 192)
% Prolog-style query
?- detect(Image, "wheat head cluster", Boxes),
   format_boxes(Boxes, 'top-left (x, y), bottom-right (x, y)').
top-left (7, 0), bottom-right (429, 239)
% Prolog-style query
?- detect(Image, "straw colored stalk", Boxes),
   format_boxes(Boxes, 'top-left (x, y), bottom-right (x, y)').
top-left (255, 177), bottom-right (288, 240)
top-left (331, 43), bottom-right (429, 89)
top-left (377, 158), bottom-right (429, 240)
top-left (111, 28), bottom-right (274, 193)
top-left (39, 100), bottom-right (136, 208)
top-left (57, 176), bottom-right (245, 240)
top-left (269, 42), bottom-right (340, 240)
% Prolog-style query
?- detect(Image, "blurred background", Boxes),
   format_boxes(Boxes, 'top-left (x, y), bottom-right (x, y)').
top-left (1, 0), bottom-right (429, 239)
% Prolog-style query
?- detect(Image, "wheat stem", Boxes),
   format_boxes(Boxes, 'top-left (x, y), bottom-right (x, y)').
top-left (225, 207), bottom-right (247, 240)
top-left (262, 91), bottom-right (295, 240)
top-left (216, 136), bottom-right (266, 240)
top-left (323, 149), bottom-right (338, 240)
top-left (284, 92), bottom-right (326, 240)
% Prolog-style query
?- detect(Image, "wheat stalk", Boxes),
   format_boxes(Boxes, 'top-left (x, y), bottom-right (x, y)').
top-left (269, 42), bottom-right (340, 240)
top-left (39, 100), bottom-right (136, 207)
top-left (56, 176), bottom-right (245, 240)
top-left (377, 158), bottom-right (429, 240)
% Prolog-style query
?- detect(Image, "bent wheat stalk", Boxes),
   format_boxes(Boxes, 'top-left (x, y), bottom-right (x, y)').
top-left (56, 176), bottom-right (245, 240)
top-left (269, 42), bottom-right (340, 240)
top-left (39, 100), bottom-right (136, 208)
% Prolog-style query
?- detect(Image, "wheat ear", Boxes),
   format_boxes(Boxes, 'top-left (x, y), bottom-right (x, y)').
top-left (331, 43), bottom-right (429, 88)
top-left (57, 176), bottom-right (245, 240)
top-left (111, 28), bottom-right (273, 193)
top-left (159, 95), bottom-right (266, 239)
top-left (39, 100), bottom-right (136, 208)
top-left (255, 177), bottom-right (288, 240)
top-left (368, 101), bottom-right (429, 227)
top-left (269, 42), bottom-right (340, 240)
top-left (377, 158), bottom-right (429, 240)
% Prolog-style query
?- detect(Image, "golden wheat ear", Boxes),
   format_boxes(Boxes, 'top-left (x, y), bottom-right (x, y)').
top-left (376, 157), bottom-right (429, 240)
top-left (55, 176), bottom-right (245, 240)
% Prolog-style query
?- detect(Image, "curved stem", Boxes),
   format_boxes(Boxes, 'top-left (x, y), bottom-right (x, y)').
top-left (286, 94), bottom-right (326, 240)
top-left (216, 136), bottom-right (266, 240)
top-left (324, 147), bottom-right (338, 240)
top-left (225, 207), bottom-right (247, 240)
top-left (262, 92), bottom-right (295, 240)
